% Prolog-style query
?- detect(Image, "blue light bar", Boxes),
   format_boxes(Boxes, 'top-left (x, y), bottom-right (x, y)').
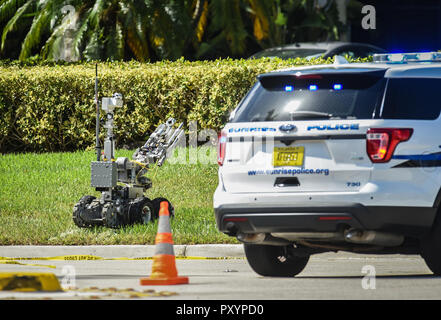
top-left (390, 53), bottom-right (404, 62)
top-left (373, 51), bottom-right (441, 63)
top-left (333, 84), bottom-right (342, 90)
top-left (309, 84), bottom-right (318, 91)
top-left (417, 52), bottom-right (433, 61)
top-left (285, 85), bottom-right (293, 92)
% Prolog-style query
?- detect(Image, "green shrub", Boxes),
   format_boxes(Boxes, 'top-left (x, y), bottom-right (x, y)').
top-left (0, 57), bottom-right (358, 152)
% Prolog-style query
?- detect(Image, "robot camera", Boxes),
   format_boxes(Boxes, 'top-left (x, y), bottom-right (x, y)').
top-left (101, 92), bottom-right (123, 113)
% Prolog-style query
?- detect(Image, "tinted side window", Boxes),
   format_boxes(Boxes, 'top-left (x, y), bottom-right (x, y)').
top-left (382, 78), bottom-right (441, 120)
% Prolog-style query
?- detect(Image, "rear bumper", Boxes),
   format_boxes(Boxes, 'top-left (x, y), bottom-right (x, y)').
top-left (214, 203), bottom-right (436, 237)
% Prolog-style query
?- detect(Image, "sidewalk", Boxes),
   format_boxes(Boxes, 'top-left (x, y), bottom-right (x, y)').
top-left (0, 244), bottom-right (245, 259)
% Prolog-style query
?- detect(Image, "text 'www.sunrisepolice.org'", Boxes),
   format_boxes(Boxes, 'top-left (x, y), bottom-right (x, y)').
top-left (248, 168), bottom-right (330, 176)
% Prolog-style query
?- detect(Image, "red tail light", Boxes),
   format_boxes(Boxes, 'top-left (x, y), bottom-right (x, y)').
top-left (217, 130), bottom-right (227, 166)
top-left (366, 128), bottom-right (413, 163)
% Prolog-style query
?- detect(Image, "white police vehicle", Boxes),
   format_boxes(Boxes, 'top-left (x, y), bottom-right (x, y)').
top-left (214, 52), bottom-right (441, 277)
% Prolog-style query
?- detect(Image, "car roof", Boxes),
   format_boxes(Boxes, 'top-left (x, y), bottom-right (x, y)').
top-left (277, 41), bottom-right (354, 50)
top-left (256, 41), bottom-right (383, 52)
top-left (260, 61), bottom-right (441, 79)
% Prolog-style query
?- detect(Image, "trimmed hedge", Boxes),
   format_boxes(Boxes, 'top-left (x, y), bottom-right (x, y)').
top-left (0, 57), bottom-right (352, 152)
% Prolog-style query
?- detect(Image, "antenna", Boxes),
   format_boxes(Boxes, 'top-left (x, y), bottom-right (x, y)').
top-left (95, 63), bottom-right (101, 161)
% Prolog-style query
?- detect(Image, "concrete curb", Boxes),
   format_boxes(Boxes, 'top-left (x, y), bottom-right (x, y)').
top-left (0, 245), bottom-right (244, 259)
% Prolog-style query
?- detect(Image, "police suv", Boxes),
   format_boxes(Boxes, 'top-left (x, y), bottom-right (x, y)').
top-left (214, 52), bottom-right (441, 277)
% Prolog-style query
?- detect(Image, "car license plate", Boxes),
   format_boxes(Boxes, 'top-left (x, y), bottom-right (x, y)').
top-left (272, 147), bottom-right (304, 167)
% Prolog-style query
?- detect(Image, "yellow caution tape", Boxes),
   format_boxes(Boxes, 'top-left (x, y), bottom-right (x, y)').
top-left (0, 255), bottom-right (108, 261)
top-left (0, 255), bottom-right (243, 262)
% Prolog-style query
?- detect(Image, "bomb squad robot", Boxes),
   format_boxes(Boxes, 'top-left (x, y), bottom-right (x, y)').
top-left (73, 68), bottom-right (184, 228)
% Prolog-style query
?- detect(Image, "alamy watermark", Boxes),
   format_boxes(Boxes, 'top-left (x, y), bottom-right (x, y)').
top-left (61, 265), bottom-right (76, 290)
top-left (361, 5), bottom-right (376, 30)
top-left (54, 5), bottom-right (78, 62)
top-left (361, 265), bottom-right (376, 290)
top-left (165, 120), bottom-right (218, 165)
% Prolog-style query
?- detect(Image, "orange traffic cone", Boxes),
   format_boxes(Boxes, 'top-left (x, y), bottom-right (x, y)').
top-left (140, 201), bottom-right (189, 285)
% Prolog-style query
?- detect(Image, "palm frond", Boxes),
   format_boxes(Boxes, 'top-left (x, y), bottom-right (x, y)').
top-left (123, 3), bottom-right (149, 61)
top-left (83, 28), bottom-right (103, 60)
top-left (1, 0), bottom-right (32, 52)
top-left (126, 21), bottom-right (149, 61)
top-left (19, 1), bottom-right (53, 60)
top-left (88, 0), bottom-right (105, 29)
top-left (195, 0), bottom-right (208, 42)
top-left (0, 0), bottom-right (27, 23)
top-left (224, 0), bottom-right (248, 55)
top-left (248, 0), bottom-right (270, 41)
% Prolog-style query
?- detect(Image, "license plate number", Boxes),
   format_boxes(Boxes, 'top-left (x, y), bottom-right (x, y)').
top-left (272, 147), bottom-right (304, 167)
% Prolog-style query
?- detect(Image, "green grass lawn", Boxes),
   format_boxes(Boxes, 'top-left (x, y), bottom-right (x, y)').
top-left (0, 148), bottom-right (237, 245)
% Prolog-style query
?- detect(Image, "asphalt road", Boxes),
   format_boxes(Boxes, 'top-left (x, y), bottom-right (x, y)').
top-left (0, 245), bottom-right (440, 300)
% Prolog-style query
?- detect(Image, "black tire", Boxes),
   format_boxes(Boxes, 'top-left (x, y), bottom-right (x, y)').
top-left (244, 244), bottom-right (309, 277)
top-left (151, 197), bottom-right (174, 220)
top-left (73, 195), bottom-right (96, 228)
top-left (128, 197), bottom-right (154, 225)
top-left (420, 214), bottom-right (441, 276)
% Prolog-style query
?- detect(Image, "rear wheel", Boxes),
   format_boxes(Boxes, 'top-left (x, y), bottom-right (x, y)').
top-left (244, 244), bottom-right (309, 277)
top-left (128, 197), bottom-right (154, 225)
top-left (420, 214), bottom-right (441, 276)
top-left (151, 197), bottom-right (174, 220)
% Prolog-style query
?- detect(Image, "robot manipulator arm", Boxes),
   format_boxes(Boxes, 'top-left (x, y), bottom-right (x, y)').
top-left (115, 118), bottom-right (184, 188)
top-left (132, 118), bottom-right (184, 167)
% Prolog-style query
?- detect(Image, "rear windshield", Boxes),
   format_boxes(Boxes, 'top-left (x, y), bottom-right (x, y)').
top-left (381, 78), bottom-right (441, 120)
top-left (232, 71), bottom-right (387, 122)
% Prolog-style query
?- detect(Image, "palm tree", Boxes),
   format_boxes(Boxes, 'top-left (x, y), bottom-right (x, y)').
top-left (0, 0), bottom-right (208, 61)
top-left (0, 0), bottom-right (354, 61)
top-left (195, 0), bottom-right (279, 59)
top-left (195, 0), bottom-right (356, 59)
top-left (193, 0), bottom-right (340, 59)
top-left (280, 0), bottom-right (348, 43)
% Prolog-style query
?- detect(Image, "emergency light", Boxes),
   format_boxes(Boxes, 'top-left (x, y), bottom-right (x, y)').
top-left (373, 52), bottom-right (441, 63)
